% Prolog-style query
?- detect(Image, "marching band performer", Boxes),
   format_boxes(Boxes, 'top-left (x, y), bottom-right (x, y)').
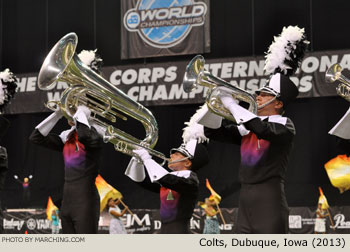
top-left (188, 26), bottom-right (308, 233)
top-left (0, 68), bottom-right (17, 233)
top-left (30, 105), bottom-right (103, 234)
top-left (30, 49), bottom-right (105, 234)
top-left (125, 125), bottom-right (209, 234)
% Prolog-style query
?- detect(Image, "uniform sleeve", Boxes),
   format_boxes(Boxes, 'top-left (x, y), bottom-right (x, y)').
top-left (157, 172), bottom-right (199, 194)
top-left (133, 173), bottom-right (161, 194)
top-left (204, 121), bottom-right (242, 145)
top-left (243, 117), bottom-right (295, 143)
top-left (29, 129), bottom-right (64, 152)
top-left (76, 122), bottom-right (103, 149)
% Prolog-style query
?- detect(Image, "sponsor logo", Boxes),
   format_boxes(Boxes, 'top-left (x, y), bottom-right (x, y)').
top-left (123, 0), bottom-right (207, 48)
top-left (26, 218), bottom-right (37, 230)
top-left (3, 218), bottom-right (25, 230)
top-left (289, 215), bottom-right (302, 229)
top-left (333, 214), bottom-right (350, 229)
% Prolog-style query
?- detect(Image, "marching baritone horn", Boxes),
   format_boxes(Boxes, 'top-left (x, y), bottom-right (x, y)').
top-left (38, 32), bottom-right (169, 164)
top-left (183, 55), bottom-right (257, 124)
top-left (325, 63), bottom-right (350, 102)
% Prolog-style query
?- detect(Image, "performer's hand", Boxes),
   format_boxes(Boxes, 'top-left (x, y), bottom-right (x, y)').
top-left (133, 148), bottom-right (152, 162)
top-left (75, 105), bottom-right (91, 119)
top-left (14, 175), bottom-right (18, 179)
top-left (183, 122), bottom-right (207, 144)
top-left (219, 93), bottom-right (237, 109)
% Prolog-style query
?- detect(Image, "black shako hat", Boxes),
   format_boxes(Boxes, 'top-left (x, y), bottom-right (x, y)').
top-left (170, 139), bottom-right (209, 171)
top-left (256, 73), bottom-right (299, 107)
top-left (256, 25), bottom-right (308, 108)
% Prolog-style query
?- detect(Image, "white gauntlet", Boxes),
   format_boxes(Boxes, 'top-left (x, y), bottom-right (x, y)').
top-left (125, 157), bottom-right (146, 182)
top-left (73, 105), bottom-right (91, 128)
top-left (35, 110), bottom-right (63, 136)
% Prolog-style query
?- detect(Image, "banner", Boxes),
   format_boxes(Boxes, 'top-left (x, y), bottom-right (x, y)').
top-left (121, 0), bottom-right (210, 59)
top-left (2, 206), bottom-right (350, 234)
top-left (4, 49), bottom-right (350, 115)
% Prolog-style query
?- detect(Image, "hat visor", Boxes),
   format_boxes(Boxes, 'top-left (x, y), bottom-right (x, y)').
top-left (255, 86), bottom-right (279, 96)
top-left (170, 147), bottom-right (192, 158)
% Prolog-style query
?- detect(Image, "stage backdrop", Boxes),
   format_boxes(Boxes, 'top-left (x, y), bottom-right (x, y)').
top-left (2, 206), bottom-right (350, 234)
top-left (3, 49), bottom-right (349, 114)
top-left (120, 0), bottom-right (210, 59)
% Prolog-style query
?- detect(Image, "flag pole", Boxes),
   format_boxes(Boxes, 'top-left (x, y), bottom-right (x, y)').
top-left (119, 199), bottom-right (143, 226)
top-left (215, 202), bottom-right (226, 225)
top-left (326, 208), bottom-right (335, 230)
top-left (119, 199), bottom-right (134, 216)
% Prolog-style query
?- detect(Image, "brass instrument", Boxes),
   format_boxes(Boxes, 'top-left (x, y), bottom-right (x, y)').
top-left (183, 55), bottom-right (257, 123)
top-left (325, 63), bottom-right (350, 102)
top-left (38, 32), bottom-right (168, 164)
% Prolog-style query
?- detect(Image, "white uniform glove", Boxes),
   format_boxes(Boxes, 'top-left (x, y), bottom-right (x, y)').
top-left (132, 148), bottom-right (168, 182)
top-left (219, 93), bottom-right (256, 124)
top-left (35, 110), bottom-right (63, 136)
top-left (133, 148), bottom-right (152, 162)
top-left (219, 93), bottom-right (237, 110)
top-left (73, 105), bottom-right (91, 128)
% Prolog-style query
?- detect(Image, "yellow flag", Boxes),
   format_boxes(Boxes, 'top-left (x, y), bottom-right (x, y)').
top-left (46, 196), bottom-right (58, 221)
top-left (324, 155), bottom-right (350, 193)
top-left (206, 178), bottom-right (221, 204)
top-left (318, 187), bottom-right (329, 210)
top-left (95, 174), bottom-right (123, 213)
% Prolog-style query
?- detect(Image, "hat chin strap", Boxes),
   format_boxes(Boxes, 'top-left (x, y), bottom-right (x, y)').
top-left (257, 95), bottom-right (277, 110)
top-left (168, 157), bottom-right (190, 165)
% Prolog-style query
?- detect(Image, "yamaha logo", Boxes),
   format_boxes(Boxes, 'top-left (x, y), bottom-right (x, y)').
top-left (26, 218), bottom-right (37, 230)
top-left (123, 0), bottom-right (207, 48)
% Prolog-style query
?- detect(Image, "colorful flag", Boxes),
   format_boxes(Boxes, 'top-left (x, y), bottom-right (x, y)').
top-left (206, 178), bottom-right (221, 204)
top-left (324, 155), bottom-right (350, 193)
top-left (318, 187), bottom-right (330, 210)
top-left (95, 174), bottom-right (123, 212)
top-left (46, 196), bottom-right (58, 221)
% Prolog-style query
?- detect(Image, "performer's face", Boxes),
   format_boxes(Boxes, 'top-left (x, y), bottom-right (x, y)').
top-left (168, 152), bottom-right (192, 171)
top-left (108, 199), bottom-right (115, 207)
top-left (256, 92), bottom-right (283, 116)
top-left (68, 120), bottom-right (75, 126)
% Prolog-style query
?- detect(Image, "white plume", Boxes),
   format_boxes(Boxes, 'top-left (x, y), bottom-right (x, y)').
top-left (0, 68), bottom-right (15, 82)
top-left (264, 26), bottom-right (308, 75)
top-left (0, 68), bottom-right (15, 105)
top-left (0, 81), bottom-right (4, 105)
top-left (78, 49), bottom-right (98, 66)
top-left (182, 105), bottom-right (209, 143)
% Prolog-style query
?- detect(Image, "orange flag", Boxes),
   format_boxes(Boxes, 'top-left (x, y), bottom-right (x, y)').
top-left (95, 174), bottom-right (123, 212)
top-left (206, 178), bottom-right (221, 204)
top-left (46, 196), bottom-right (58, 221)
top-left (324, 155), bottom-right (350, 193)
top-left (318, 187), bottom-right (330, 210)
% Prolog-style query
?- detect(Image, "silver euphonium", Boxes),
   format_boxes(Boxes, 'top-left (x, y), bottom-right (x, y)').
top-left (183, 55), bottom-right (257, 123)
top-left (38, 32), bottom-right (168, 164)
top-left (325, 63), bottom-right (350, 102)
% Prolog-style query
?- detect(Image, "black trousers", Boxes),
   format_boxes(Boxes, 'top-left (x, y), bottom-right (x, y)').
top-left (161, 219), bottom-right (190, 234)
top-left (236, 177), bottom-right (289, 234)
top-left (60, 177), bottom-right (100, 234)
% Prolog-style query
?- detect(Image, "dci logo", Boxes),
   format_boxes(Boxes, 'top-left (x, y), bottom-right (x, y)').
top-left (123, 0), bottom-right (207, 48)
